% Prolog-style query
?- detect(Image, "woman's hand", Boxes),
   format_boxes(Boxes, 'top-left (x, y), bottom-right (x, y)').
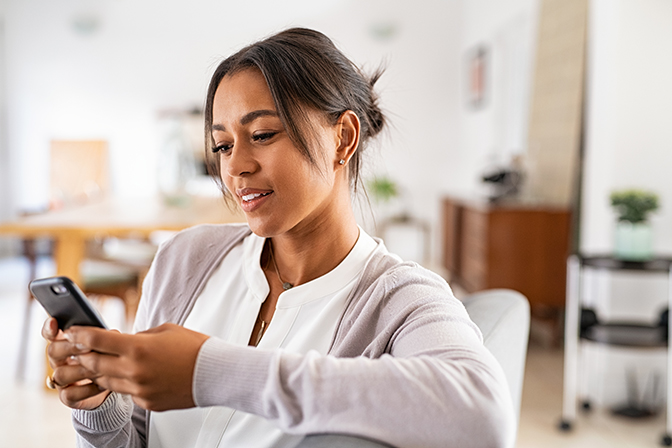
top-left (42, 317), bottom-right (111, 410)
top-left (64, 323), bottom-right (210, 411)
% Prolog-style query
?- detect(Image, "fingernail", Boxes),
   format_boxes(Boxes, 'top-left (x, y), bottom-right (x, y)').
top-left (64, 332), bottom-right (73, 342)
top-left (76, 343), bottom-right (88, 351)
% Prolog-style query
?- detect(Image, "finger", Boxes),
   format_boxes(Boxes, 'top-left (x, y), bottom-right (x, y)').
top-left (53, 364), bottom-right (100, 388)
top-left (47, 341), bottom-right (77, 367)
top-left (48, 339), bottom-right (91, 366)
top-left (75, 351), bottom-right (129, 379)
top-left (60, 384), bottom-right (110, 409)
top-left (65, 326), bottom-right (130, 355)
top-left (41, 318), bottom-right (60, 341)
top-left (93, 376), bottom-right (139, 397)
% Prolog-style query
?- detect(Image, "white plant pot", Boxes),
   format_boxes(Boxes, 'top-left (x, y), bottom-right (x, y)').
top-left (614, 221), bottom-right (653, 261)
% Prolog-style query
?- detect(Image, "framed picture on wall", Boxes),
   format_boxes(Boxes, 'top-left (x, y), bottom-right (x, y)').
top-left (466, 44), bottom-right (489, 110)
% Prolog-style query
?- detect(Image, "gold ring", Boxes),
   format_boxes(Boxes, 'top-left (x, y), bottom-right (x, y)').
top-left (46, 375), bottom-right (59, 390)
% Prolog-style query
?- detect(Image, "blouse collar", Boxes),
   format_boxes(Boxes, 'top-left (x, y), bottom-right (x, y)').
top-left (243, 228), bottom-right (377, 308)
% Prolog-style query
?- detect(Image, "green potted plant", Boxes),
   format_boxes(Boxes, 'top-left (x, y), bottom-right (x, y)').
top-left (610, 189), bottom-right (659, 260)
top-left (366, 176), bottom-right (406, 234)
top-left (367, 176), bottom-right (399, 204)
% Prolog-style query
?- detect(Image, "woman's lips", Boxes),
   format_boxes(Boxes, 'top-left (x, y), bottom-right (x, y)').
top-left (241, 192), bottom-right (269, 202)
top-left (237, 189), bottom-right (273, 213)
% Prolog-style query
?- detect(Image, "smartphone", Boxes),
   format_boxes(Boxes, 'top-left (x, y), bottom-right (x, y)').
top-left (29, 276), bottom-right (108, 330)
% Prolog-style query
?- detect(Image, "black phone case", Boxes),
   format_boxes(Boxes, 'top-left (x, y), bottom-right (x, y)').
top-left (29, 276), bottom-right (108, 330)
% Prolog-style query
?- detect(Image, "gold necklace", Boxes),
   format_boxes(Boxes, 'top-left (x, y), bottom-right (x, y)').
top-left (268, 241), bottom-right (293, 291)
top-left (253, 242), bottom-right (292, 346)
top-left (254, 318), bottom-right (267, 346)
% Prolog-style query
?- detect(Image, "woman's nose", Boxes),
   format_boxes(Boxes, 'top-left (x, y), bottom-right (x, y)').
top-left (225, 143), bottom-right (258, 177)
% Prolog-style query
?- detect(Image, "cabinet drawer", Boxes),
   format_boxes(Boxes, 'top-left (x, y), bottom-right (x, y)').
top-left (462, 251), bottom-right (487, 291)
top-left (442, 199), bottom-right (461, 273)
top-left (460, 208), bottom-right (488, 291)
top-left (462, 208), bottom-right (487, 240)
top-left (461, 209), bottom-right (487, 264)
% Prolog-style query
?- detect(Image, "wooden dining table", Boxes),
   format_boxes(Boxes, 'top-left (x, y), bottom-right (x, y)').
top-left (1, 194), bottom-right (246, 386)
top-left (0, 195), bottom-right (247, 285)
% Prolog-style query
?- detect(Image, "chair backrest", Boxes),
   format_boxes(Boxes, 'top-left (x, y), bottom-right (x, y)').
top-left (297, 434), bottom-right (392, 448)
top-left (461, 289), bottom-right (530, 423)
top-left (50, 140), bottom-right (109, 208)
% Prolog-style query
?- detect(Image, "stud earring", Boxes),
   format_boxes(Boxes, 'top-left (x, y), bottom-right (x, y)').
top-left (339, 159), bottom-right (345, 165)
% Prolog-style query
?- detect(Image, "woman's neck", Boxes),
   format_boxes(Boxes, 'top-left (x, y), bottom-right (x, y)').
top-left (268, 212), bottom-right (360, 288)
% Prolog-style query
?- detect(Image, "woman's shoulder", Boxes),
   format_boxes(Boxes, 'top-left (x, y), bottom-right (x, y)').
top-left (159, 223), bottom-right (251, 253)
top-left (330, 248), bottom-right (472, 357)
top-left (150, 223), bottom-right (252, 279)
top-left (137, 223), bottom-right (252, 329)
top-left (362, 242), bottom-right (452, 295)
top-left (361, 243), bottom-right (471, 321)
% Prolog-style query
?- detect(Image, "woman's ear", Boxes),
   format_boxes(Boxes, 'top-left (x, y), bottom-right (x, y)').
top-left (334, 110), bottom-right (360, 168)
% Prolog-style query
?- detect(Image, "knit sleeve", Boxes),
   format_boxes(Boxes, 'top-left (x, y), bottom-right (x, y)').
top-left (192, 265), bottom-right (517, 448)
top-left (71, 393), bottom-right (146, 448)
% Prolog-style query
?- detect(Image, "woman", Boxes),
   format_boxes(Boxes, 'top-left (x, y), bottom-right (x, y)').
top-left (43, 28), bottom-right (515, 448)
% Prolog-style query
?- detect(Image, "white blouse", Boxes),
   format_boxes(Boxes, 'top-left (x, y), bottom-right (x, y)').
top-left (148, 228), bottom-right (377, 448)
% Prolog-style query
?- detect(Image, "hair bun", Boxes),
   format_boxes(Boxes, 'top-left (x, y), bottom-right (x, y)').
top-left (365, 68), bottom-right (386, 139)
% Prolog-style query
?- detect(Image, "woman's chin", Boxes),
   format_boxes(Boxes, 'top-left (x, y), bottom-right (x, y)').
top-left (245, 218), bottom-right (281, 239)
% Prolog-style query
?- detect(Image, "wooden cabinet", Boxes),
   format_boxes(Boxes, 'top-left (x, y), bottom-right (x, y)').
top-left (442, 196), bottom-right (572, 313)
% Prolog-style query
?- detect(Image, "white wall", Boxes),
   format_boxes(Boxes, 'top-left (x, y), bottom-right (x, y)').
top-left (0, 9), bottom-right (14, 257)
top-left (451, 0), bottom-right (539, 198)
top-left (580, 0), bottom-right (672, 407)
top-left (3, 0), bottom-right (461, 264)
top-left (582, 0), bottom-right (672, 255)
top-left (0, 17), bottom-right (7, 213)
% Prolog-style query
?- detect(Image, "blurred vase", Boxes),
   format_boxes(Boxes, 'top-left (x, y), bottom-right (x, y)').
top-left (614, 221), bottom-right (653, 261)
top-left (157, 118), bottom-right (198, 207)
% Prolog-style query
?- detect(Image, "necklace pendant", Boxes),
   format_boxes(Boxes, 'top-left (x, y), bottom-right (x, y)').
top-left (282, 282), bottom-right (293, 291)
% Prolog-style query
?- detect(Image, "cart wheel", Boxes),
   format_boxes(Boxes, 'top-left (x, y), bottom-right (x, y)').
top-left (581, 401), bottom-right (592, 412)
top-left (661, 434), bottom-right (672, 446)
top-left (558, 420), bottom-right (572, 431)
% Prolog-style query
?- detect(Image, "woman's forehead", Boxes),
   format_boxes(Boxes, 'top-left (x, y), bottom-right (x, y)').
top-left (212, 69), bottom-right (277, 125)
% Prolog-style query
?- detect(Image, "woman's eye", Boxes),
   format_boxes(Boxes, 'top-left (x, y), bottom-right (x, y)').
top-left (252, 131), bottom-right (277, 143)
top-left (212, 143), bottom-right (233, 154)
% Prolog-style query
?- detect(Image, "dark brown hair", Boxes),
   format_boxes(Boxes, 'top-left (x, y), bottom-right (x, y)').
top-left (204, 27), bottom-right (385, 196)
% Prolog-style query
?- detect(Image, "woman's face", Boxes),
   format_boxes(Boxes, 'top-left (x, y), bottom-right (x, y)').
top-left (211, 68), bottom-right (343, 238)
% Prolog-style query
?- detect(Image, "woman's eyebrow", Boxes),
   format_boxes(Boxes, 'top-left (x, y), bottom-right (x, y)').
top-left (212, 110), bottom-right (279, 133)
top-left (240, 109), bottom-right (278, 125)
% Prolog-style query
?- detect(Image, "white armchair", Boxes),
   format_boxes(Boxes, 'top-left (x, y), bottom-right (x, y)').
top-left (461, 289), bottom-right (530, 421)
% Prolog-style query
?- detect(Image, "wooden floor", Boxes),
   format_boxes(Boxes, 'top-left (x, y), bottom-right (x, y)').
top-left (0, 256), bottom-right (666, 447)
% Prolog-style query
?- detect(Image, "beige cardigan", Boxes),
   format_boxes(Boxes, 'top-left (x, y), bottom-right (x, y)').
top-left (73, 223), bottom-right (515, 448)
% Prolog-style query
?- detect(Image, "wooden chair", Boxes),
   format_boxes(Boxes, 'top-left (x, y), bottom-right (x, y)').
top-left (49, 140), bottom-right (109, 208)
